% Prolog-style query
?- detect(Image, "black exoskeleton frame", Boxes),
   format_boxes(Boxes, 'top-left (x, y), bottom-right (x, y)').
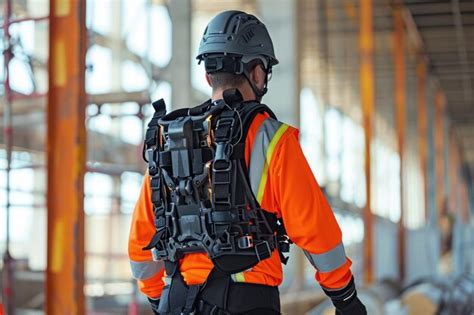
top-left (143, 89), bottom-right (290, 275)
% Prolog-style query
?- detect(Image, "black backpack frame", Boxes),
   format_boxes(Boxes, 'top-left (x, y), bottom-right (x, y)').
top-left (142, 89), bottom-right (290, 275)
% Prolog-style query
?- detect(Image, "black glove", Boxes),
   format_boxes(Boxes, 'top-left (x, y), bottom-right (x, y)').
top-left (322, 277), bottom-right (367, 315)
top-left (148, 297), bottom-right (160, 315)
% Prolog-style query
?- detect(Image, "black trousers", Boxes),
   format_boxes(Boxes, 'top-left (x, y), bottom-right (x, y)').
top-left (158, 264), bottom-right (281, 315)
top-left (198, 300), bottom-right (280, 315)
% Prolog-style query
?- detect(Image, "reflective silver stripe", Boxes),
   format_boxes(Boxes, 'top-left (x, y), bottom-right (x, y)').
top-left (303, 243), bottom-right (347, 273)
top-left (248, 118), bottom-right (285, 200)
top-left (130, 260), bottom-right (164, 280)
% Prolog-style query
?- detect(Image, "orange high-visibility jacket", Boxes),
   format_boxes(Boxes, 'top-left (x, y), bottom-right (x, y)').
top-left (128, 111), bottom-right (353, 298)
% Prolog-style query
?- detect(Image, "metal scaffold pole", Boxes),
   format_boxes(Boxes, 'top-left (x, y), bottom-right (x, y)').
top-left (359, 0), bottom-right (375, 284)
top-left (393, 4), bottom-right (406, 281)
top-left (2, 0), bottom-right (14, 313)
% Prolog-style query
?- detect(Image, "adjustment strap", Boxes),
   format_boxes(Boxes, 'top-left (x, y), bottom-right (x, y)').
top-left (254, 241), bottom-right (272, 262)
top-left (150, 176), bottom-right (162, 204)
top-left (183, 285), bottom-right (201, 314)
top-left (212, 110), bottom-right (237, 210)
top-left (164, 260), bottom-right (178, 277)
top-left (205, 56), bottom-right (243, 74)
top-left (144, 99), bottom-right (166, 148)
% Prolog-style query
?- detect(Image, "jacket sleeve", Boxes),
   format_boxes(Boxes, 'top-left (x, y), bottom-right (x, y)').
top-left (128, 173), bottom-right (165, 298)
top-left (271, 128), bottom-right (353, 290)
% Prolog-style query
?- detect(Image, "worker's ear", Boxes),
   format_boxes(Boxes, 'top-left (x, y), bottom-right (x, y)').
top-left (250, 64), bottom-right (266, 90)
top-left (205, 73), bottom-right (212, 87)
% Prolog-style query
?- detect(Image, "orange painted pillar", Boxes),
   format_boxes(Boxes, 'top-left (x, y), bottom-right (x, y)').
top-left (46, 1), bottom-right (87, 314)
top-left (359, 0), bottom-right (375, 284)
top-left (393, 5), bottom-right (406, 281)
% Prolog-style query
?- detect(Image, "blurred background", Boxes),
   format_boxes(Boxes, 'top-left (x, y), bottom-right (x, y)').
top-left (0, 0), bottom-right (473, 314)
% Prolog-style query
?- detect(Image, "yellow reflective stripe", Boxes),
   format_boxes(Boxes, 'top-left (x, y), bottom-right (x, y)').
top-left (232, 272), bottom-right (246, 282)
top-left (256, 124), bottom-right (289, 204)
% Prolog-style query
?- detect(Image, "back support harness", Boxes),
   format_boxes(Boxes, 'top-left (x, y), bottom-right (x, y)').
top-left (142, 89), bottom-right (290, 314)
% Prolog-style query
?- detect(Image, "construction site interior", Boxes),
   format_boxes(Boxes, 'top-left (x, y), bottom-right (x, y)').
top-left (0, 0), bottom-right (473, 314)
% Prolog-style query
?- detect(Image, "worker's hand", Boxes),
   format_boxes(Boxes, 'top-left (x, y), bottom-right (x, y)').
top-left (322, 277), bottom-right (367, 315)
top-left (148, 297), bottom-right (160, 315)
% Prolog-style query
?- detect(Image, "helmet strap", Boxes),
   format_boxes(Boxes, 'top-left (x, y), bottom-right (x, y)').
top-left (242, 63), bottom-right (270, 102)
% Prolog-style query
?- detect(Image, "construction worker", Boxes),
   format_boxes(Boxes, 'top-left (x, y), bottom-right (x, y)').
top-left (129, 10), bottom-right (367, 315)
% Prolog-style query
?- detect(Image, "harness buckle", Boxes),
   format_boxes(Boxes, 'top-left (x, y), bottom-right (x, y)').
top-left (238, 235), bottom-right (254, 249)
top-left (214, 143), bottom-right (232, 169)
top-left (151, 248), bottom-right (160, 261)
top-left (147, 148), bottom-right (159, 175)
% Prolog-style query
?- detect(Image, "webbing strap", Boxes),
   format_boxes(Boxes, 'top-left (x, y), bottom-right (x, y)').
top-left (143, 99), bottom-right (166, 162)
top-left (212, 110), bottom-right (237, 211)
top-left (158, 261), bottom-right (202, 314)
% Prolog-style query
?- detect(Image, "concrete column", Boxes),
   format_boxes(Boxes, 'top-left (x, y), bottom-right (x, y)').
top-left (168, 0), bottom-right (192, 109)
top-left (257, 0), bottom-right (299, 127)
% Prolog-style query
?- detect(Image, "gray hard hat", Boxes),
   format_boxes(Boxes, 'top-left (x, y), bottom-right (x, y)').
top-left (196, 10), bottom-right (279, 68)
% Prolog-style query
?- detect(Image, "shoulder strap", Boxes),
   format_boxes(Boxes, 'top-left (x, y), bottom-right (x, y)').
top-left (236, 103), bottom-right (293, 265)
top-left (143, 99), bottom-right (166, 163)
top-left (158, 99), bottom-right (212, 123)
top-left (239, 102), bottom-right (277, 144)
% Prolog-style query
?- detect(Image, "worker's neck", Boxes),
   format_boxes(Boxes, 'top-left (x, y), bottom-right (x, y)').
top-left (211, 87), bottom-right (256, 102)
